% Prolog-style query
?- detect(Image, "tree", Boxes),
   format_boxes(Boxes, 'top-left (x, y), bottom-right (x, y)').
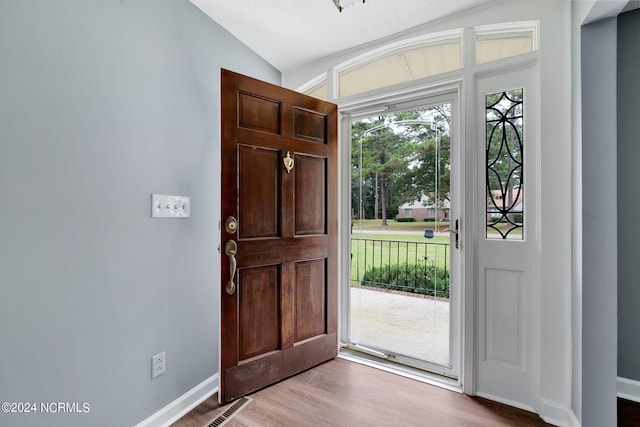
top-left (388, 106), bottom-right (452, 218)
top-left (352, 105), bottom-right (453, 225)
top-left (360, 124), bottom-right (414, 225)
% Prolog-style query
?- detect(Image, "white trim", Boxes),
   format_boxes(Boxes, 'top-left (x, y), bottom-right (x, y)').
top-left (338, 352), bottom-right (462, 394)
top-left (295, 72), bottom-right (328, 95)
top-left (539, 399), bottom-right (581, 427)
top-left (473, 51), bottom-right (540, 78)
top-left (134, 373), bottom-right (219, 427)
top-left (618, 376), bottom-right (640, 403)
top-left (474, 20), bottom-right (540, 51)
top-left (338, 77), bottom-right (463, 119)
top-left (461, 25), bottom-right (475, 397)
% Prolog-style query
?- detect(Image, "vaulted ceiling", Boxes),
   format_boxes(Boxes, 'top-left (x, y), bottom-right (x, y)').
top-left (189, 0), bottom-right (496, 73)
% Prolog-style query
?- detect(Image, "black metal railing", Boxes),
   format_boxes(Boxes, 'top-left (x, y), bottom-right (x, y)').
top-left (351, 237), bottom-right (450, 299)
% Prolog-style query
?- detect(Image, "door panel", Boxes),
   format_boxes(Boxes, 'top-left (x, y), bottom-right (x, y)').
top-left (294, 259), bottom-right (327, 342)
top-left (238, 266), bottom-right (280, 360)
top-left (238, 146), bottom-right (280, 239)
top-left (238, 92), bottom-right (281, 134)
top-left (221, 69), bottom-right (338, 403)
top-left (294, 155), bottom-right (326, 235)
top-left (293, 107), bottom-right (327, 143)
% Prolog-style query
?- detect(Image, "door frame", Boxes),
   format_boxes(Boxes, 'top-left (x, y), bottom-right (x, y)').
top-left (337, 79), bottom-right (466, 388)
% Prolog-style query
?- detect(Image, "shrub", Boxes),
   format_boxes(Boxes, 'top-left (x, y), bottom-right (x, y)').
top-left (423, 217), bottom-right (435, 222)
top-left (512, 213), bottom-right (523, 224)
top-left (396, 217), bottom-right (416, 222)
top-left (360, 263), bottom-right (450, 298)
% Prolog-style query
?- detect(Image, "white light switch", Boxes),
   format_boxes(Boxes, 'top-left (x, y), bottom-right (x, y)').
top-left (151, 194), bottom-right (190, 218)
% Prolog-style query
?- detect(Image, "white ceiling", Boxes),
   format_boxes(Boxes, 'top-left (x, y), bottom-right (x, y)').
top-left (189, 0), bottom-right (495, 73)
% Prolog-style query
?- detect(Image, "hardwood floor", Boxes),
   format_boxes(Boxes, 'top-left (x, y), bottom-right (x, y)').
top-left (172, 358), bottom-right (550, 427)
top-left (619, 397), bottom-right (640, 427)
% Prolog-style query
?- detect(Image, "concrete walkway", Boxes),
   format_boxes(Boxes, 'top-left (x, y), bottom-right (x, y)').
top-left (349, 286), bottom-right (450, 365)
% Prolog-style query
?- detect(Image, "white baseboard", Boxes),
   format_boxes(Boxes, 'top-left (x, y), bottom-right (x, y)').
top-left (618, 376), bottom-right (640, 403)
top-left (135, 373), bottom-right (219, 427)
top-left (539, 399), bottom-right (581, 427)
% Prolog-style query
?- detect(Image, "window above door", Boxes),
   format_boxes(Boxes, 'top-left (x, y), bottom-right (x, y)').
top-left (297, 21), bottom-right (539, 102)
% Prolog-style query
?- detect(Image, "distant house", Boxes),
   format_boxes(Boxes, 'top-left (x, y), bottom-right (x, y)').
top-left (398, 194), bottom-right (450, 221)
top-left (487, 188), bottom-right (523, 219)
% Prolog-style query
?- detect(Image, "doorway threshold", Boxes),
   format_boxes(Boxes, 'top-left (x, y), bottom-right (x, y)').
top-left (337, 348), bottom-right (462, 394)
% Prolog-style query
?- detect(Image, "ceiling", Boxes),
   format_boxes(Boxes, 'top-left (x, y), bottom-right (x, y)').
top-left (189, 0), bottom-right (495, 73)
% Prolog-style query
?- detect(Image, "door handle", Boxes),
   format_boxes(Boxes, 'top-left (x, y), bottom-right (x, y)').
top-left (443, 219), bottom-right (460, 249)
top-left (225, 240), bottom-right (238, 295)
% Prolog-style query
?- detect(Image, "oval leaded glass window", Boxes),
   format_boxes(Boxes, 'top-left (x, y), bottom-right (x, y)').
top-left (486, 89), bottom-right (523, 240)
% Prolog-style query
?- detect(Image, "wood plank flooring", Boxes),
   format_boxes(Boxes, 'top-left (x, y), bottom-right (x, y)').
top-left (172, 358), bottom-right (551, 427)
top-left (619, 397), bottom-right (640, 427)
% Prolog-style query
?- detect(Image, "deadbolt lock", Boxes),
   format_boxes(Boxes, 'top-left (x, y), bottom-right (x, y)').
top-left (225, 216), bottom-right (238, 234)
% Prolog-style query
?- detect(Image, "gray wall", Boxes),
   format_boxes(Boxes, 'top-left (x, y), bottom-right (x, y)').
top-left (0, 1), bottom-right (279, 426)
top-left (618, 7), bottom-right (640, 382)
top-left (581, 17), bottom-right (618, 427)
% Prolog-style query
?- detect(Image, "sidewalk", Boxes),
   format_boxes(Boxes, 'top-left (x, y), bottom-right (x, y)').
top-left (349, 286), bottom-right (450, 364)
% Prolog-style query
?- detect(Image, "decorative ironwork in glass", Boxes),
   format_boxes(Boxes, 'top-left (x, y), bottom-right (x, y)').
top-left (485, 89), bottom-right (524, 240)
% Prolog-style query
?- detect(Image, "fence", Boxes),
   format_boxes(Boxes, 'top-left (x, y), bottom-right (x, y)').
top-left (351, 237), bottom-right (450, 299)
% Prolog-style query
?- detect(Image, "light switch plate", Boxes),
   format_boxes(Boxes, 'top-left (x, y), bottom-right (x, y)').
top-left (151, 194), bottom-right (190, 218)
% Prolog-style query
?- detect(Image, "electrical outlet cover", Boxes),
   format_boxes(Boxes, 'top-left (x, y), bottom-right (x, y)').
top-left (151, 351), bottom-right (166, 379)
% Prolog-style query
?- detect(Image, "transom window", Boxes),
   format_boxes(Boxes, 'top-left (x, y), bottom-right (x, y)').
top-left (337, 37), bottom-right (462, 98)
top-left (298, 21), bottom-right (539, 101)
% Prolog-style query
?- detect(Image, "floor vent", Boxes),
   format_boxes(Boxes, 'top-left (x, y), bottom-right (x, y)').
top-left (207, 396), bottom-right (252, 427)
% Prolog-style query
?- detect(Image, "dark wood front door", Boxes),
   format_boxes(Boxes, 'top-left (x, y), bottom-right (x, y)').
top-left (220, 69), bottom-right (338, 403)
